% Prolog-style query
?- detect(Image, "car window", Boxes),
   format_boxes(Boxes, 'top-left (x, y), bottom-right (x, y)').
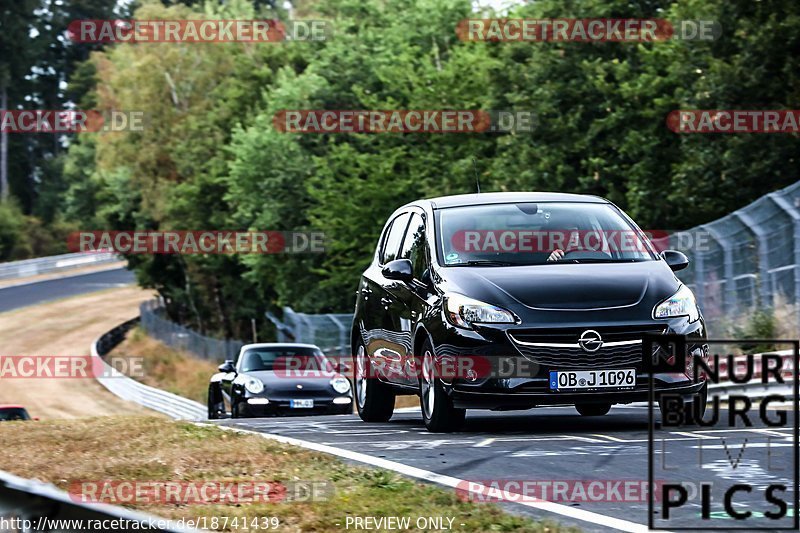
top-left (399, 212), bottom-right (428, 278)
top-left (380, 212), bottom-right (410, 264)
top-left (0, 408), bottom-right (30, 421)
top-left (239, 347), bottom-right (329, 372)
top-left (437, 202), bottom-right (656, 266)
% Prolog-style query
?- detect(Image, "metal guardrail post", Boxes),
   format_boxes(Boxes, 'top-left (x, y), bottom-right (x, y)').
top-left (734, 211), bottom-right (772, 308)
top-left (693, 240), bottom-right (706, 310)
top-left (769, 192), bottom-right (800, 331)
top-left (327, 314), bottom-right (347, 356)
top-left (701, 223), bottom-right (734, 315)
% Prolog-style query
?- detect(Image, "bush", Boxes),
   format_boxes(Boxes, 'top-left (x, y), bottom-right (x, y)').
top-left (0, 202), bottom-right (77, 262)
top-left (733, 308), bottom-right (778, 354)
top-left (0, 202), bottom-right (25, 261)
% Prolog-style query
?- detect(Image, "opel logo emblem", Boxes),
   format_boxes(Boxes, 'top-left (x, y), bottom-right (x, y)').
top-left (579, 330), bottom-right (603, 353)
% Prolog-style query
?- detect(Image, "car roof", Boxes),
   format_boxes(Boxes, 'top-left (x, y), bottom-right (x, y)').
top-left (0, 405), bottom-right (26, 409)
top-left (240, 343), bottom-right (322, 351)
top-left (412, 192), bottom-right (609, 209)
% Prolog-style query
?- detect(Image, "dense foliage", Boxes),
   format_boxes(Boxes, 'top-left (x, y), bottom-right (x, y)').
top-left (5, 0), bottom-right (800, 338)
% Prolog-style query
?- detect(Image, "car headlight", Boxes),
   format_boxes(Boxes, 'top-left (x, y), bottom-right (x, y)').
top-left (444, 293), bottom-right (517, 329)
top-left (239, 376), bottom-right (264, 394)
top-left (330, 376), bottom-right (351, 394)
top-left (653, 285), bottom-right (700, 322)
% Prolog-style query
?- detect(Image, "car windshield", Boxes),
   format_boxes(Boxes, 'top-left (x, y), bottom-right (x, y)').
top-left (238, 347), bottom-right (331, 373)
top-left (437, 202), bottom-right (656, 266)
top-left (0, 408), bottom-right (30, 421)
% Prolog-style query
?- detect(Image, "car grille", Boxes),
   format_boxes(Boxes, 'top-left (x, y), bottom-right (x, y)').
top-left (508, 325), bottom-right (665, 371)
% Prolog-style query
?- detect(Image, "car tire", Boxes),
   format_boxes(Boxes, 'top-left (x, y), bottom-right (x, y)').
top-left (232, 401), bottom-right (248, 419)
top-left (207, 384), bottom-right (223, 420)
top-left (353, 342), bottom-right (395, 422)
top-left (575, 403), bottom-right (612, 416)
top-left (419, 340), bottom-right (466, 433)
top-left (658, 382), bottom-right (708, 426)
top-left (682, 382), bottom-right (708, 426)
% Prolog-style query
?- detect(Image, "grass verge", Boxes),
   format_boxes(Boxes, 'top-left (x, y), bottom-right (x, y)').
top-left (0, 416), bottom-right (574, 532)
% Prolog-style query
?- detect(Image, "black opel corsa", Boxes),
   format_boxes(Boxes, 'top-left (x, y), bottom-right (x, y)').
top-left (351, 192), bottom-right (708, 432)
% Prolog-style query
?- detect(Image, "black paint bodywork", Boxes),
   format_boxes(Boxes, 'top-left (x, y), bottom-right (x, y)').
top-left (352, 192), bottom-right (707, 410)
top-left (208, 343), bottom-right (353, 418)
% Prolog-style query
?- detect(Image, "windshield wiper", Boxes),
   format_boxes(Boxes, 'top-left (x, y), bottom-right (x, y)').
top-left (566, 258), bottom-right (648, 264)
top-left (454, 260), bottom-right (517, 267)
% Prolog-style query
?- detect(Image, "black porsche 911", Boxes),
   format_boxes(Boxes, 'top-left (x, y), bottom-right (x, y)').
top-left (207, 343), bottom-right (353, 419)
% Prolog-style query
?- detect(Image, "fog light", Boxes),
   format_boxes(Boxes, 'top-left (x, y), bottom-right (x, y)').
top-left (333, 397), bottom-right (351, 404)
top-left (247, 398), bottom-right (270, 405)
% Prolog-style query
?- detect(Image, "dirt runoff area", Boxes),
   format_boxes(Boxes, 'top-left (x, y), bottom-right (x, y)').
top-left (0, 286), bottom-right (155, 419)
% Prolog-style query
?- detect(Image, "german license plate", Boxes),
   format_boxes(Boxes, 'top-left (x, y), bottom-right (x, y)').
top-left (290, 399), bottom-right (314, 408)
top-left (549, 369), bottom-right (635, 391)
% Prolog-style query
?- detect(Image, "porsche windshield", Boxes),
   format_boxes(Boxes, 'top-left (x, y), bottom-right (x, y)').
top-left (238, 347), bottom-right (330, 372)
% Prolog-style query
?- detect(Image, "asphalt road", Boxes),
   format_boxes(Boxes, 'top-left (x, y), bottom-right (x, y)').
top-left (4, 267), bottom-right (795, 531)
top-left (220, 404), bottom-right (798, 532)
top-left (0, 268), bottom-right (135, 313)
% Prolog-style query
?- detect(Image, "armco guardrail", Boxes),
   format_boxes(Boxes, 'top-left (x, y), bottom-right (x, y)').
top-left (0, 469), bottom-right (199, 533)
top-left (706, 349), bottom-right (796, 403)
top-left (0, 251), bottom-right (120, 281)
top-left (93, 318), bottom-right (207, 420)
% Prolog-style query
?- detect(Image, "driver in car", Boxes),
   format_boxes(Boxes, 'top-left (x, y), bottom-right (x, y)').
top-left (547, 227), bottom-right (582, 261)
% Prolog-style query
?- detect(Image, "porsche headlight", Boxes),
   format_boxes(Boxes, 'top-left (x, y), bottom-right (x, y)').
top-left (242, 376), bottom-right (264, 394)
top-left (444, 293), bottom-right (517, 329)
top-left (653, 285), bottom-right (700, 322)
top-left (330, 376), bottom-right (351, 394)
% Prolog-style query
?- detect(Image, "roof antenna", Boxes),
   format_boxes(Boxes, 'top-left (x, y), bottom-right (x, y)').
top-left (473, 158), bottom-right (481, 193)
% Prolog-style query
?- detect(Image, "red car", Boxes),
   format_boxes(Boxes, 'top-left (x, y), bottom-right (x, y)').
top-left (0, 405), bottom-right (35, 421)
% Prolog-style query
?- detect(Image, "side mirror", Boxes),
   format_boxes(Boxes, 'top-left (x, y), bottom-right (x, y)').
top-left (218, 360), bottom-right (236, 373)
top-left (382, 258), bottom-right (413, 282)
top-left (661, 250), bottom-right (689, 272)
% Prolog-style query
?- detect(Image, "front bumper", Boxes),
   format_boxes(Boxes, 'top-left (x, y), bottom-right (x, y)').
top-left (450, 377), bottom-right (705, 409)
top-left (430, 317), bottom-right (707, 410)
top-left (238, 398), bottom-right (352, 417)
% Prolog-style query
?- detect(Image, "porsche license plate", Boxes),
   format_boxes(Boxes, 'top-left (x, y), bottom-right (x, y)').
top-left (290, 399), bottom-right (314, 408)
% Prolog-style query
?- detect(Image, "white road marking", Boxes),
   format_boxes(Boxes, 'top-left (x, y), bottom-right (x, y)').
top-left (562, 435), bottom-right (608, 443)
top-left (670, 431), bottom-right (717, 440)
top-left (394, 406), bottom-right (421, 413)
top-left (590, 434), bottom-right (630, 442)
top-left (745, 428), bottom-right (794, 438)
top-left (204, 423), bottom-right (665, 533)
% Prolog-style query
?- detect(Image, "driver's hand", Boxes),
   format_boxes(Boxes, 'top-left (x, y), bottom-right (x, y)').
top-left (547, 249), bottom-right (564, 261)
